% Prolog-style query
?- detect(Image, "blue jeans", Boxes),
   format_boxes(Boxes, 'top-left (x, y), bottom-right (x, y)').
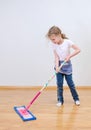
top-left (56, 73), bottom-right (79, 104)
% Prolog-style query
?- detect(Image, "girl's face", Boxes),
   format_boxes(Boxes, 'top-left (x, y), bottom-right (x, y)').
top-left (49, 34), bottom-right (63, 44)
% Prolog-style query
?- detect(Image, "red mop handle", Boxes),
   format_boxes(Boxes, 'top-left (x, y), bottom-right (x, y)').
top-left (26, 91), bottom-right (41, 110)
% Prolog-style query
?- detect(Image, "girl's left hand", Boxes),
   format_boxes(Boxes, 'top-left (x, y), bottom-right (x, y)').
top-left (65, 55), bottom-right (71, 62)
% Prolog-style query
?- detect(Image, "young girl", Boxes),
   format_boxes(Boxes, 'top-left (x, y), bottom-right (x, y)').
top-left (46, 26), bottom-right (81, 107)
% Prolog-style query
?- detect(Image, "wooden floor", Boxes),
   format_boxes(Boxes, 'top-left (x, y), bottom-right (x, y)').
top-left (0, 87), bottom-right (91, 130)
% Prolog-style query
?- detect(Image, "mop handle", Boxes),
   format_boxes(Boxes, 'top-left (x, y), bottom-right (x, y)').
top-left (41, 60), bottom-right (66, 91)
top-left (26, 61), bottom-right (66, 110)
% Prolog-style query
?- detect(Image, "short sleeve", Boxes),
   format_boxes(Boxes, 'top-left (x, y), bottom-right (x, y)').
top-left (51, 43), bottom-right (56, 51)
top-left (67, 39), bottom-right (74, 47)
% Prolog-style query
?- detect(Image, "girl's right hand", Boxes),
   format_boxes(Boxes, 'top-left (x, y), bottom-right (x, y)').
top-left (56, 67), bottom-right (60, 73)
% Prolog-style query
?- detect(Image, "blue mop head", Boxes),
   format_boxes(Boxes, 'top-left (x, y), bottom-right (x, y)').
top-left (14, 106), bottom-right (36, 121)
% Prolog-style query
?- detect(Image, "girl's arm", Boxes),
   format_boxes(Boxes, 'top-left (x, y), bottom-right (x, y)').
top-left (53, 50), bottom-right (60, 73)
top-left (65, 44), bottom-right (81, 62)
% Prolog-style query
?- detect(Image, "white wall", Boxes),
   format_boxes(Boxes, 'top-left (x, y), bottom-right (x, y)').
top-left (0, 0), bottom-right (91, 86)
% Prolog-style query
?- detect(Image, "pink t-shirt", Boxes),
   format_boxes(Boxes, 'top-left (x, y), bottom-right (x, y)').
top-left (52, 39), bottom-right (74, 60)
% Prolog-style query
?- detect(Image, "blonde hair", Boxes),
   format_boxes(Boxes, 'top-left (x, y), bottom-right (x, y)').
top-left (47, 26), bottom-right (68, 39)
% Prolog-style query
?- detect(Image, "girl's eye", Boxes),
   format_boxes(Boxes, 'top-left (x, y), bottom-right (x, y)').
top-left (52, 39), bottom-right (55, 41)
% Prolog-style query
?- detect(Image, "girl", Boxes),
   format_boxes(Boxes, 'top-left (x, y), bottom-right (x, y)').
top-left (47, 26), bottom-right (81, 107)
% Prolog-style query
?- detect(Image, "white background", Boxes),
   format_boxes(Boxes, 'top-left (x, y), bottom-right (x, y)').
top-left (0, 0), bottom-right (91, 86)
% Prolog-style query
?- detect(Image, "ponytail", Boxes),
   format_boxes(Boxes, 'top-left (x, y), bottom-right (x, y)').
top-left (61, 33), bottom-right (68, 39)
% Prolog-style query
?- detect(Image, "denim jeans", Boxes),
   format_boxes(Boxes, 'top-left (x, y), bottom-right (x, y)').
top-left (56, 73), bottom-right (79, 104)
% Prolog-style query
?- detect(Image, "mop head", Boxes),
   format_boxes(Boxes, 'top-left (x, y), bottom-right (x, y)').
top-left (14, 106), bottom-right (36, 121)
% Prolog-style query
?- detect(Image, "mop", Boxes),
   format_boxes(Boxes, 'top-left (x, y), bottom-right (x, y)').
top-left (14, 61), bottom-right (66, 121)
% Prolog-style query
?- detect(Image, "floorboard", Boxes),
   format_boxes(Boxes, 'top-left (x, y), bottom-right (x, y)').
top-left (0, 87), bottom-right (91, 130)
